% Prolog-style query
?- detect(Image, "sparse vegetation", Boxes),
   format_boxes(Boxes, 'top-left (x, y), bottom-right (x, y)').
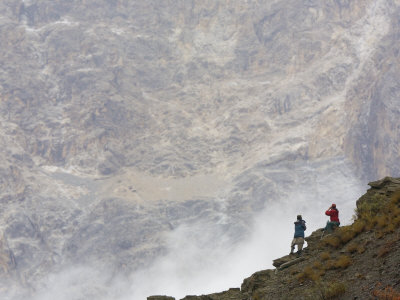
top-left (377, 238), bottom-right (399, 258)
top-left (355, 191), bottom-right (400, 235)
top-left (356, 194), bottom-right (386, 220)
top-left (337, 226), bottom-right (357, 244)
top-left (391, 191), bottom-right (400, 205)
top-left (372, 284), bottom-right (400, 300)
top-left (321, 281), bottom-right (347, 299)
top-left (319, 251), bottom-right (331, 261)
top-left (333, 255), bottom-right (352, 269)
top-left (345, 242), bottom-right (358, 253)
top-left (303, 281), bottom-right (347, 300)
top-left (352, 219), bottom-right (366, 234)
top-left (313, 261), bottom-right (323, 270)
top-left (322, 235), bottom-right (341, 248)
top-left (296, 266), bottom-right (322, 282)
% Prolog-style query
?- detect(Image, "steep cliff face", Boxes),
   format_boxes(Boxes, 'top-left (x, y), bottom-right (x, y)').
top-left (1, 0), bottom-right (399, 178)
top-left (0, 0), bottom-right (399, 298)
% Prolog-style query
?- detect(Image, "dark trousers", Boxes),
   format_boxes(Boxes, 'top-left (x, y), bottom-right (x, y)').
top-left (325, 221), bottom-right (340, 233)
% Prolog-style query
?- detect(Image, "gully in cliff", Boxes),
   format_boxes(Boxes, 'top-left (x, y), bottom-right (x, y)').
top-left (290, 214), bottom-right (306, 256)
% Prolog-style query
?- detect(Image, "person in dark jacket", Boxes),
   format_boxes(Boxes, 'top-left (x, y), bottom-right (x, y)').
top-left (290, 215), bottom-right (306, 256)
top-left (324, 204), bottom-right (340, 233)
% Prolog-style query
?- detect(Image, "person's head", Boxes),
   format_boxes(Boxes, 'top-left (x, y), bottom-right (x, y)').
top-left (331, 204), bottom-right (336, 208)
top-left (297, 215), bottom-right (302, 220)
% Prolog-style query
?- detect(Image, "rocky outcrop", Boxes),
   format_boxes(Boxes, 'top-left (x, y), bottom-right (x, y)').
top-left (147, 296), bottom-right (176, 300)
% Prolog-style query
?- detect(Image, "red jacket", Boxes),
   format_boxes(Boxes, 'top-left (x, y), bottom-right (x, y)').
top-left (325, 208), bottom-right (340, 222)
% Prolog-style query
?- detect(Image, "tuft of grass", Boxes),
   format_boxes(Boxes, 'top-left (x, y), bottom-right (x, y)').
top-left (352, 219), bottom-right (366, 234)
top-left (303, 281), bottom-right (346, 300)
top-left (320, 251), bottom-right (331, 261)
top-left (296, 266), bottom-right (322, 283)
top-left (333, 255), bottom-right (352, 269)
top-left (374, 215), bottom-right (389, 228)
top-left (323, 259), bottom-right (335, 270)
top-left (345, 242), bottom-right (359, 253)
top-left (377, 239), bottom-right (398, 258)
top-left (393, 215), bottom-right (400, 226)
top-left (322, 281), bottom-right (347, 299)
top-left (313, 261), bottom-right (324, 270)
top-left (337, 226), bottom-right (357, 244)
top-left (322, 235), bottom-right (341, 248)
top-left (390, 191), bottom-right (400, 205)
top-left (383, 223), bottom-right (395, 234)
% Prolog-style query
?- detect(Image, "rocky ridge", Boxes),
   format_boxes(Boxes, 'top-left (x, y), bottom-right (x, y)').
top-left (150, 177), bottom-right (400, 299)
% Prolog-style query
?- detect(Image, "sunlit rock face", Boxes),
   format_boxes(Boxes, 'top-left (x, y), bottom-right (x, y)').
top-left (0, 0), bottom-right (399, 297)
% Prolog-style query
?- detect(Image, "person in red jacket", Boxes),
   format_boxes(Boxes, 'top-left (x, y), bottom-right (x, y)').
top-left (324, 204), bottom-right (340, 233)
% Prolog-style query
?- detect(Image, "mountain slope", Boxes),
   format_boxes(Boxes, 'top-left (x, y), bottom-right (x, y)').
top-left (151, 177), bottom-right (400, 300)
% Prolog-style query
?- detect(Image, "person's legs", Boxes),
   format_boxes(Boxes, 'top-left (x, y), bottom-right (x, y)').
top-left (291, 237), bottom-right (304, 255)
top-left (296, 237), bottom-right (304, 256)
top-left (290, 238), bottom-right (296, 254)
top-left (297, 238), bottom-right (304, 251)
top-left (325, 222), bottom-right (334, 233)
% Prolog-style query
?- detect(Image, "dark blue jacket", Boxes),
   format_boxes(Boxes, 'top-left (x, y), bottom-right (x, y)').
top-left (294, 220), bottom-right (306, 238)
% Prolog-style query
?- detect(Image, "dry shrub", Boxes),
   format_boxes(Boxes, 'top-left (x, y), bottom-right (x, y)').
top-left (393, 215), bottom-right (400, 226)
top-left (372, 284), bottom-right (400, 300)
top-left (389, 204), bottom-right (400, 216)
top-left (390, 191), bottom-right (400, 205)
top-left (377, 239), bottom-right (397, 258)
top-left (305, 281), bottom-right (347, 300)
top-left (320, 251), bottom-right (331, 261)
top-left (323, 235), bottom-right (341, 248)
top-left (296, 266), bottom-right (321, 282)
top-left (365, 220), bottom-right (375, 231)
top-left (334, 255), bottom-right (352, 269)
top-left (323, 281), bottom-right (347, 299)
top-left (313, 261), bottom-right (323, 270)
top-left (337, 227), bottom-right (356, 244)
top-left (352, 219), bottom-right (366, 234)
top-left (375, 215), bottom-right (389, 228)
top-left (383, 223), bottom-right (395, 234)
top-left (346, 242), bottom-right (359, 253)
top-left (324, 259), bottom-right (335, 270)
